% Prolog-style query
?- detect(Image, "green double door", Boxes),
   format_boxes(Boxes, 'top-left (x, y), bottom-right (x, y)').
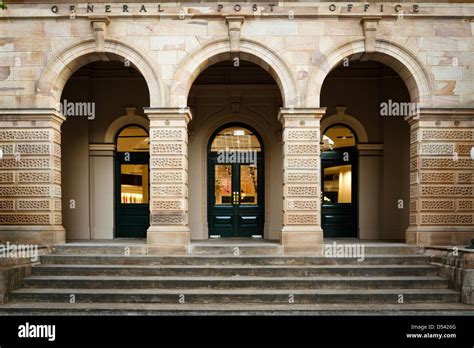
top-left (321, 148), bottom-right (357, 238)
top-left (115, 152), bottom-right (150, 238)
top-left (208, 154), bottom-right (264, 238)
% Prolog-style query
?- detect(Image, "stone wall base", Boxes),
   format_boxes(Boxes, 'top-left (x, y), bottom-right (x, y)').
top-left (426, 247), bottom-right (474, 305)
top-left (406, 227), bottom-right (474, 246)
top-left (0, 259), bottom-right (32, 304)
top-left (0, 226), bottom-right (65, 245)
top-left (147, 227), bottom-right (190, 255)
top-left (280, 227), bottom-right (323, 255)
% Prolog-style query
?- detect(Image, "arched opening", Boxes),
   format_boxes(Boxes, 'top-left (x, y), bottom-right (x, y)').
top-left (115, 125), bottom-right (150, 238)
top-left (207, 124), bottom-right (264, 238)
top-left (321, 125), bottom-right (358, 238)
top-left (171, 39), bottom-right (298, 107)
top-left (320, 59), bottom-right (411, 241)
top-left (60, 60), bottom-right (150, 240)
top-left (186, 59), bottom-right (283, 240)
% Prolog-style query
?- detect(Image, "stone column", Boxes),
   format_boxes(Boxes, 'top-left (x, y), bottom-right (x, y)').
top-left (279, 107), bottom-right (326, 255)
top-left (145, 107), bottom-right (192, 255)
top-left (0, 109), bottom-right (65, 244)
top-left (406, 109), bottom-right (474, 246)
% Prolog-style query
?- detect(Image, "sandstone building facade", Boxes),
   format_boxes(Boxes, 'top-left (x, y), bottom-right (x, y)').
top-left (0, 0), bottom-right (473, 255)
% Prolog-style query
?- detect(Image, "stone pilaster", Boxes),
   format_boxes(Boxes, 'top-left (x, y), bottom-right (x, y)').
top-left (279, 107), bottom-right (326, 255)
top-left (89, 143), bottom-right (115, 240)
top-left (0, 109), bottom-right (65, 244)
top-left (406, 109), bottom-right (474, 246)
top-left (357, 144), bottom-right (383, 240)
top-left (145, 107), bottom-right (192, 255)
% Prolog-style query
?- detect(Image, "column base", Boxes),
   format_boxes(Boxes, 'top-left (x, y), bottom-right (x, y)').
top-left (406, 226), bottom-right (474, 246)
top-left (147, 226), bottom-right (191, 255)
top-left (280, 226), bottom-right (323, 255)
top-left (0, 226), bottom-right (65, 245)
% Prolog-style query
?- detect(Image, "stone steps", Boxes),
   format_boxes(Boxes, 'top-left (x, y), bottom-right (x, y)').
top-left (39, 254), bottom-right (431, 266)
top-left (21, 275), bottom-right (448, 290)
top-left (49, 243), bottom-right (422, 256)
top-left (0, 245), bottom-right (464, 315)
top-left (9, 288), bottom-right (460, 305)
top-left (1, 301), bottom-right (471, 316)
top-left (31, 264), bottom-right (439, 277)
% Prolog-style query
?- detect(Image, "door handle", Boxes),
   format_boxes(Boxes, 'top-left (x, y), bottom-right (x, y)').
top-left (233, 191), bottom-right (240, 205)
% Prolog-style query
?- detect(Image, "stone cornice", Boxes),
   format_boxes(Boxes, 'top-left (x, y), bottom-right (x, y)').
top-left (357, 143), bottom-right (384, 151)
top-left (2, 3), bottom-right (474, 20)
top-left (89, 143), bottom-right (116, 152)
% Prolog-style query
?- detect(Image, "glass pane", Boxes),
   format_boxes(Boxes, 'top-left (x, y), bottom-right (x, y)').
top-left (215, 165), bottom-right (232, 205)
top-left (322, 125), bottom-right (356, 150)
top-left (117, 126), bottom-right (149, 152)
top-left (120, 164), bottom-right (149, 204)
top-left (323, 165), bottom-right (352, 204)
top-left (211, 126), bottom-right (261, 152)
top-left (240, 165), bottom-right (258, 205)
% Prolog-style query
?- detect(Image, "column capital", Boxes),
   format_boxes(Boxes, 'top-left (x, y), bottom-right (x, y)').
top-left (144, 107), bottom-right (192, 123)
top-left (406, 108), bottom-right (474, 127)
top-left (278, 107), bottom-right (326, 120)
top-left (0, 108), bottom-right (66, 127)
top-left (357, 143), bottom-right (384, 156)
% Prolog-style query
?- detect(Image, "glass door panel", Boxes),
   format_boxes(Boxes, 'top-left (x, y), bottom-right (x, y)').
top-left (239, 165), bottom-right (258, 205)
top-left (120, 164), bottom-right (149, 204)
top-left (214, 164), bottom-right (232, 205)
top-left (323, 164), bottom-right (352, 205)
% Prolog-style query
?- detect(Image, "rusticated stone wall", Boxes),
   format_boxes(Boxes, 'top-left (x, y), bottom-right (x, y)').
top-left (0, 111), bottom-right (65, 244)
top-left (146, 108), bottom-right (191, 255)
top-left (279, 108), bottom-right (325, 254)
top-left (407, 110), bottom-right (474, 246)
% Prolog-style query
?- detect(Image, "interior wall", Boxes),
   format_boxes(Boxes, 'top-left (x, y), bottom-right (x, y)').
top-left (320, 60), bottom-right (410, 241)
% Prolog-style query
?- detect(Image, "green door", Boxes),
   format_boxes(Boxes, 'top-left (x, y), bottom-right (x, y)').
top-left (207, 125), bottom-right (264, 238)
top-left (208, 157), bottom-right (264, 237)
top-left (115, 126), bottom-right (150, 238)
top-left (321, 147), bottom-right (358, 238)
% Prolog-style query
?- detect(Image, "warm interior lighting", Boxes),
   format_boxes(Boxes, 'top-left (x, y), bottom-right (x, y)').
top-left (323, 165), bottom-right (352, 204)
top-left (323, 126), bottom-right (356, 149)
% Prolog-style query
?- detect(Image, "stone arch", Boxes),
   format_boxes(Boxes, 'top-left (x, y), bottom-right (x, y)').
top-left (306, 38), bottom-right (434, 108)
top-left (170, 39), bottom-right (299, 108)
top-left (104, 107), bottom-right (150, 143)
top-left (321, 107), bottom-right (369, 144)
top-left (37, 38), bottom-right (165, 109)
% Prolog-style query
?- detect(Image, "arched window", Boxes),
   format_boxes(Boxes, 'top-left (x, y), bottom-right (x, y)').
top-left (322, 125), bottom-right (356, 151)
top-left (210, 126), bottom-right (262, 153)
top-left (116, 125), bottom-right (149, 205)
top-left (117, 125), bottom-right (149, 152)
